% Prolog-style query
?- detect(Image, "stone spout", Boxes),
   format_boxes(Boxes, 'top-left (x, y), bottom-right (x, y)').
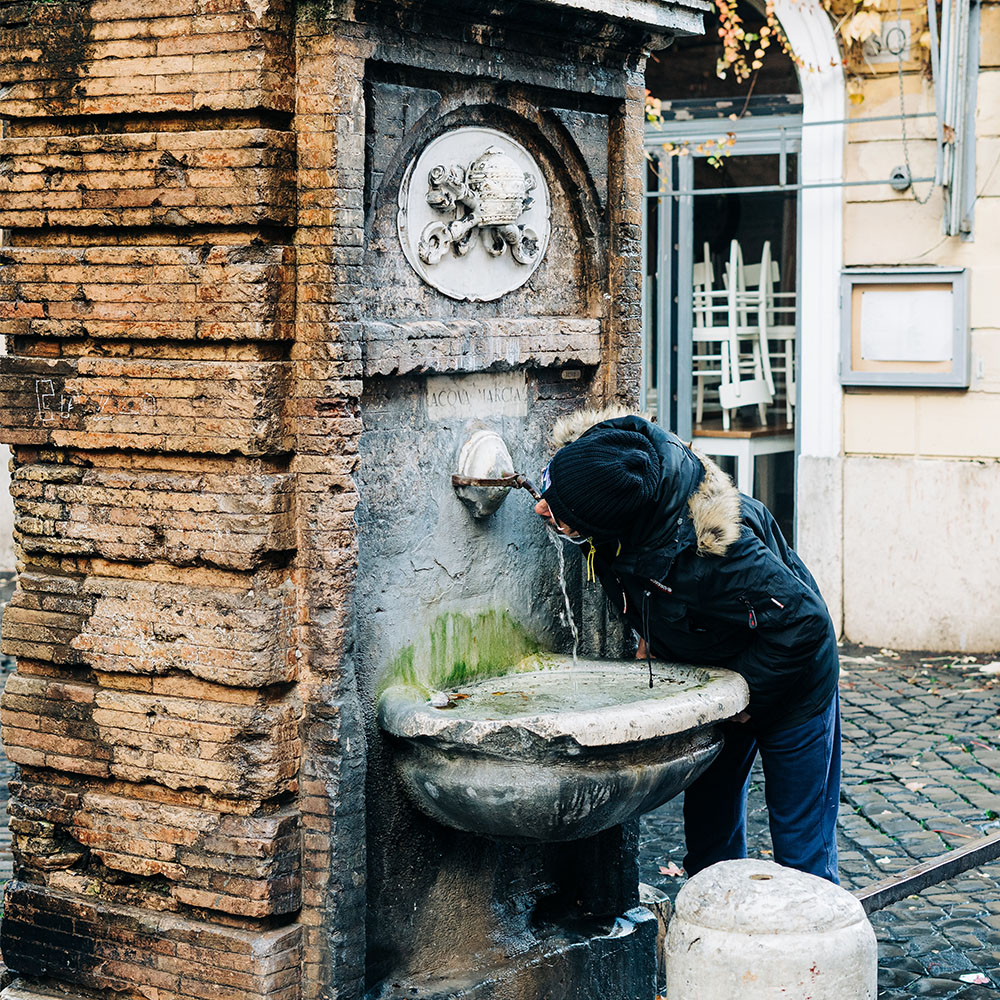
top-left (451, 429), bottom-right (541, 517)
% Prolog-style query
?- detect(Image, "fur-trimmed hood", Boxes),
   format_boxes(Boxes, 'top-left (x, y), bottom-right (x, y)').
top-left (548, 406), bottom-right (742, 557)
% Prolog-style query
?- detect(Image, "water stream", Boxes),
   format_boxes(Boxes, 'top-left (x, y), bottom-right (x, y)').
top-left (546, 526), bottom-right (579, 666)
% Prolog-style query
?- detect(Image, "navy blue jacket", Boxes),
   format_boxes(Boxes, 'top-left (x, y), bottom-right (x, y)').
top-left (582, 416), bottom-right (839, 732)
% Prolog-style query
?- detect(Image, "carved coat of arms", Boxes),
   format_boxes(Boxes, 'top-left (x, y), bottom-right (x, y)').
top-left (396, 127), bottom-right (551, 302)
top-left (418, 148), bottom-right (541, 267)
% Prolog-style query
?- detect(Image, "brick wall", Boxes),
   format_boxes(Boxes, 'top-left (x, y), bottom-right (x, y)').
top-left (0, 1), bottom-right (307, 997)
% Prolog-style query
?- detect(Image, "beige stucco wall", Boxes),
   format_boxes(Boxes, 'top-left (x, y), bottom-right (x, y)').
top-left (843, 456), bottom-right (1000, 650)
top-left (836, 6), bottom-right (1000, 650)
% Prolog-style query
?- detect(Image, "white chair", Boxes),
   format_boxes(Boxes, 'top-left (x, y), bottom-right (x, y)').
top-left (691, 243), bottom-right (738, 429)
top-left (721, 240), bottom-right (773, 425)
top-left (757, 241), bottom-right (797, 426)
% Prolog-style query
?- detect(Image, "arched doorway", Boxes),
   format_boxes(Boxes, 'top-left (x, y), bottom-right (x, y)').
top-left (643, 0), bottom-right (844, 569)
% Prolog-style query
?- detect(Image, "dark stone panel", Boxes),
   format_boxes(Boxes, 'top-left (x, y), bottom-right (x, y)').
top-left (355, 0), bottom-right (673, 100)
top-left (366, 80), bottom-right (443, 223)
top-left (549, 108), bottom-right (611, 209)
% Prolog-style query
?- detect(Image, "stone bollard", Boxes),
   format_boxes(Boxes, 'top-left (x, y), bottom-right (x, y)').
top-left (665, 859), bottom-right (877, 999)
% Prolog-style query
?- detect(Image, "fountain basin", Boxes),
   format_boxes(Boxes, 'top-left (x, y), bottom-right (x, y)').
top-left (378, 657), bottom-right (749, 842)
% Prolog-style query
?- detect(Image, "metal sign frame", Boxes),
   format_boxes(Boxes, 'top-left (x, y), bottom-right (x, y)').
top-left (839, 267), bottom-right (970, 388)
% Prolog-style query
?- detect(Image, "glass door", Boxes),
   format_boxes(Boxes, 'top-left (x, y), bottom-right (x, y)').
top-left (642, 116), bottom-right (801, 534)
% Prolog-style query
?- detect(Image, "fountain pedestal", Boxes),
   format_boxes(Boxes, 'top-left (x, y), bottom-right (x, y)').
top-left (372, 659), bottom-right (747, 998)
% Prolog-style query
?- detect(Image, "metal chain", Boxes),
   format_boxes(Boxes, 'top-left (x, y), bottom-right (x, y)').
top-left (897, 0), bottom-right (937, 204)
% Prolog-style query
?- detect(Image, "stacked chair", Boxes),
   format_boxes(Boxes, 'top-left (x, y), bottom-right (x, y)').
top-left (691, 240), bottom-right (796, 430)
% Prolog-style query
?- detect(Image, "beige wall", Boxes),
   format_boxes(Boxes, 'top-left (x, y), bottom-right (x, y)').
top-left (843, 456), bottom-right (1000, 650)
top-left (835, 6), bottom-right (1000, 650)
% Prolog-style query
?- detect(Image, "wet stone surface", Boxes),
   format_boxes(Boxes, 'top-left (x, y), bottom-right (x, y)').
top-left (639, 643), bottom-right (1000, 998)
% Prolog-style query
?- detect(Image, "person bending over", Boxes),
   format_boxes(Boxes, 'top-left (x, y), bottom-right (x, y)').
top-left (534, 410), bottom-right (841, 883)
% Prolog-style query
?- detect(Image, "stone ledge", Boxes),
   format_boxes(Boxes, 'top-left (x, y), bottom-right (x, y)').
top-left (529, 0), bottom-right (710, 30)
top-left (360, 317), bottom-right (602, 376)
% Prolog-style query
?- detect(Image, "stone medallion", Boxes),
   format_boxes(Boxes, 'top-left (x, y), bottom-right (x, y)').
top-left (396, 127), bottom-right (551, 301)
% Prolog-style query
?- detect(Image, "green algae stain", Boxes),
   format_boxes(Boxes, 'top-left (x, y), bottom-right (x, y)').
top-left (378, 610), bottom-right (544, 695)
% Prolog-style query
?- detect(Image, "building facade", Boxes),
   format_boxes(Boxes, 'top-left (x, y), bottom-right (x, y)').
top-left (643, 0), bottom-right (1000, 651)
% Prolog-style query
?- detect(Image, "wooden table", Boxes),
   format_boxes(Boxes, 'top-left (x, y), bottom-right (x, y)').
top-left (691, 421), bottom-right (795, 497)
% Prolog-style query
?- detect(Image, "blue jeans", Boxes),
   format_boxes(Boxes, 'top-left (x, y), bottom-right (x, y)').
top-left (682, 692), bottom-right (842, 883)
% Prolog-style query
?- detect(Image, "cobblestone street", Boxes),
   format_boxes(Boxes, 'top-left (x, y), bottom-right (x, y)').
top-left (640, 643), bottom-right (1000, 998)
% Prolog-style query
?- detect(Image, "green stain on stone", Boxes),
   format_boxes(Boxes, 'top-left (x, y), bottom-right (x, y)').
top-left (378, 610), bottom-right (544, 695)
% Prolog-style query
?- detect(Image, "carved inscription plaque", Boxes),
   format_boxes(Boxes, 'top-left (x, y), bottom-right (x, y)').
top-left (425, 372), bottom-right (528, 420)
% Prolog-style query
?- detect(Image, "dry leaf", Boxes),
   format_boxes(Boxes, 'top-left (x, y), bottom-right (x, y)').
top-left (658, 862), bottom-right (684, 877)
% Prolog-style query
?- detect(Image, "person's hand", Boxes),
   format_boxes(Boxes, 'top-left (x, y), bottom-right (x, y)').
top-left (727, 710), bottom-right (752, 723)
top-left (636, 637), bottom-right (652, 660)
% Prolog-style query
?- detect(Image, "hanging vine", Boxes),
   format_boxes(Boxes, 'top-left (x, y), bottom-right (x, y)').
top-left (645, 0), bottom-right (931, 140)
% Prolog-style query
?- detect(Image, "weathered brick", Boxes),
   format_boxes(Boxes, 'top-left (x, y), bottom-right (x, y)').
top-left (0, 354), bottom-right (291, 455)
top-left (9, 460), bottom-right (294, 570)
top-left (8, 779), bottom-right (301, 917)
top-left (1, 673), bottom-right (301, 798)
top-left (0, 245), bottom-right (295, 342)
top-left (1, 883), bottom-right (302, 998)
top-left (0, 130), bottom-right (295, 229)
top-left (0, 1), bottom-right (293, 120)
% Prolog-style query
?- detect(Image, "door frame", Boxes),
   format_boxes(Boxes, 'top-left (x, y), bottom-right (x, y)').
top-left (643, 115), bottom-right (804, 442)
top-left (641, 0), bottom-right (846, 625)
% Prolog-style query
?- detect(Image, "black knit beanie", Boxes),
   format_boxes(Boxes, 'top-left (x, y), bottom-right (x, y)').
top-left (541, 426), bottom-right (661, 540)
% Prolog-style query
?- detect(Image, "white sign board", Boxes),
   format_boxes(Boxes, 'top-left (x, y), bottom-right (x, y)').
top-left (425, 372), bottom-right (528, 420)
top-left (859, 287), bottom-right (953, 362)
top-left (840, 268), bottom-right (969, 388)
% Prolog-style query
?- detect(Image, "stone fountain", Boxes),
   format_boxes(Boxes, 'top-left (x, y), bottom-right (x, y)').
top-left (380, 657), bottom-right (747, 843)
top-left (361, 427), bottom-right (747, 997)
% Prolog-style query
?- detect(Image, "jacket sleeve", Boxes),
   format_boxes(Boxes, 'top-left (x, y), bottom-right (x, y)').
top-left (690, 530), bottom-right (838, 718)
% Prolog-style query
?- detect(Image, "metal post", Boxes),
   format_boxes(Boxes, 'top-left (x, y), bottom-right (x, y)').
top-left (854, 830), bottom-right (1000, 915)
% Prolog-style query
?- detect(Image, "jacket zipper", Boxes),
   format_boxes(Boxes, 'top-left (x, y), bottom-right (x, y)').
top-left (740, 597), bottom-right (757, 629)
top-left (642, 590), bottom-right (653, 689)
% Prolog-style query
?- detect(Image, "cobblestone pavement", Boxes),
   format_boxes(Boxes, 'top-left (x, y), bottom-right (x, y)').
top-left (639, 642), bottom-right (1000, 999)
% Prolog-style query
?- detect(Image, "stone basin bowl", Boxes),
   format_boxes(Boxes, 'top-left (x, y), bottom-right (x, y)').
top-left (377, 657), bottom-right (749, 842)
